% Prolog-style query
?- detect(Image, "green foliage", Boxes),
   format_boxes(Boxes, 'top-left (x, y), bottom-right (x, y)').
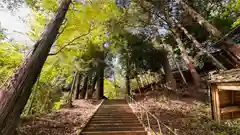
top-left (20, 0), bottom-right (122, 115)
top-left (110, 31), bottom-right (165, 77)
top-left (224, 0), bottom-right (240, 27)
top-left (104, 79), bottom-right (124, 99)
top-left (0, 42), bottom-right (23, 84)
top-left (2, 0), bottom-right (239, 118)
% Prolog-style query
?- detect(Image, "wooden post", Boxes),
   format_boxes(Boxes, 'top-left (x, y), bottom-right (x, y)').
top-left (211, 83), bottom-right (221, 123)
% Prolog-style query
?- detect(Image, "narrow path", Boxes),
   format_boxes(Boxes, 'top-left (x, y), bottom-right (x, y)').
top-left (80, 99), bottom-right (147, 135)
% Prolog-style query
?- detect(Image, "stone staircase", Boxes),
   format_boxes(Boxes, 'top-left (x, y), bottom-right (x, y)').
top-left (80, 99), bottom-right (147, 135)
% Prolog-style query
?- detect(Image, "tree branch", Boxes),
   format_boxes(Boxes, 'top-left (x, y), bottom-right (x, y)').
top-left (48, 25), bottom-right (94, 56)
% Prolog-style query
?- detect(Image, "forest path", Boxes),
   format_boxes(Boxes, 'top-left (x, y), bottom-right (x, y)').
top-left (80, 99), bottom-right (147, 135)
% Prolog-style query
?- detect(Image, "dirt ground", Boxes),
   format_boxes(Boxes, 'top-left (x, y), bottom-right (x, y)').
top-left (17, 87), bottom-right (240, 135)
top-left (132, 88), bottom-right (240, 135)
top-left (18, 100), bottom-right (101, 135)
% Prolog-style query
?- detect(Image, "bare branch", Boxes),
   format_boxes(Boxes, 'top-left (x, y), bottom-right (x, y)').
top-left (48, 42), bottom-right (78, 56)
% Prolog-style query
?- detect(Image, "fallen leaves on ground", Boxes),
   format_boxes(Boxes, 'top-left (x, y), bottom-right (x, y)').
top-left (132, 88), bottom-right (240, 135)
top-left (18, 100), bottom-right (101, 135)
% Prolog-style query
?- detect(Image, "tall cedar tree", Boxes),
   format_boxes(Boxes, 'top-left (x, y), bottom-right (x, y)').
top-left (0, 0), bottom-right (71, 134)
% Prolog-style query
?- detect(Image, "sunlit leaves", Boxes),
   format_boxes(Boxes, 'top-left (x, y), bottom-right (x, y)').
top-left (0, 42), bottom-right (23, 84)
top-left (42, 0), bottom-right (59, 11)
top-left (28, 11), bottom-right (47, 40)
top-left (233, 18), bottom-right (240, 28)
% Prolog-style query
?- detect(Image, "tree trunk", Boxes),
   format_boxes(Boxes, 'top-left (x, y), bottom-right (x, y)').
top-left (177, 0), bottom-right (240, 62)
top-left (86, 73), bottom-right (93, 99)
top-left (176, 22), bottom-right (227, 70)
top-left (80, 75), bottom-right (89, 99)
top-left (96, 51), bottom-right (105, 100)
top-left (96, 66), bottom-right (104, 100)
top-left (88, 73), bottom-right (98, 99)
top-left (69, 73), bottom-right (77, 106)
top-left (74, 73), bottom-right (82, 99)
top-left (161, 51), bottom-right (177, 90)
top-left (125, 74), bottom-right (130, 95)
top-left (172, 29), bottom-right (201, 87)
top-left (0, 1), bottom-right (71, 134)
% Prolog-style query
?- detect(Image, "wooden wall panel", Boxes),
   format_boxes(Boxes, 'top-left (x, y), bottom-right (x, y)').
top-left (221, 113), bottom-right (232, 119)
top-left (219, 90), bottom-right (231, 108)
top-left (234, 92), bottom-right (240, 103)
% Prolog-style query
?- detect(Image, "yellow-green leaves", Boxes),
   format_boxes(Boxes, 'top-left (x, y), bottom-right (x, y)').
top-left (28, 11), bottom-right (47, 40)
top-left (0, 42), bottom-right (23, 84)
top-left (42, 0), bottom-right (59, 11)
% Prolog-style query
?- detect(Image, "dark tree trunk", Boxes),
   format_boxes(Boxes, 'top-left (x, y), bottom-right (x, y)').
top-left (86, 74), bottom-right (93, 99)
top-left (125, 74), bottom-right (130, 95)
top-left (96, 52), bottom-right (105, 100)
top-left (74, 73), bottom-right (82, 99)
top-left (0, 1), bottom-right (71, 134)
top-left (69, 73), bottom-right (77, 106)
top-left (88, 73), bottom-right (98, 99)
top-left (96, 65), bottom-right (104, 100)
top-left (80, 76), bottom-right (89, 99)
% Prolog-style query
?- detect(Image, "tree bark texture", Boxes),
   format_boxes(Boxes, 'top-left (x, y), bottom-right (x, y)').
top-left (0, 1), bottom-right (71, 134)
top-left (74, 73), bottom-right (82, 99)
top-left (96, 65), bottom-right (104, 100)
top-left (88, 73), bottom-right (98, 99)
top-left (96, 52), bottom-right (105, 100)
top-left (69, 73), bottom-right (77, 105)
top-left (80, 76), bottom-right (89, 99)
top-left (125, 74), bottom-right (131, 95)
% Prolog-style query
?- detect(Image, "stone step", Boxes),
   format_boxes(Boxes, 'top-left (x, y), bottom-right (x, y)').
top-left (87, 123), bottom-right (143, 127)
top-left (80, 131), bottom-right (147, 135)
top-left (84, 127), bottom-right (145, 131)
top-left (81, 99), bottom-right (147, 135)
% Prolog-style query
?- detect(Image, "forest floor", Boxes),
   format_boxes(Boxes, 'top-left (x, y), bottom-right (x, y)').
top-left (17, 87), bottom-right (240, 135)
top-left (18, 100), bottom-right (101, 135)
top-left (133, 87), bottom-right (240, 135)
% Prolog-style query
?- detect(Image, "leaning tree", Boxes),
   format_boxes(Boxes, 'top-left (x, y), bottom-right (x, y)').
top-left (0, 0), bottom-right (71, 134)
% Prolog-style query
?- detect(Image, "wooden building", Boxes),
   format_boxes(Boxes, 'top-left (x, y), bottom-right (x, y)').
top-left (209, 69), bottom-right (240, 122)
